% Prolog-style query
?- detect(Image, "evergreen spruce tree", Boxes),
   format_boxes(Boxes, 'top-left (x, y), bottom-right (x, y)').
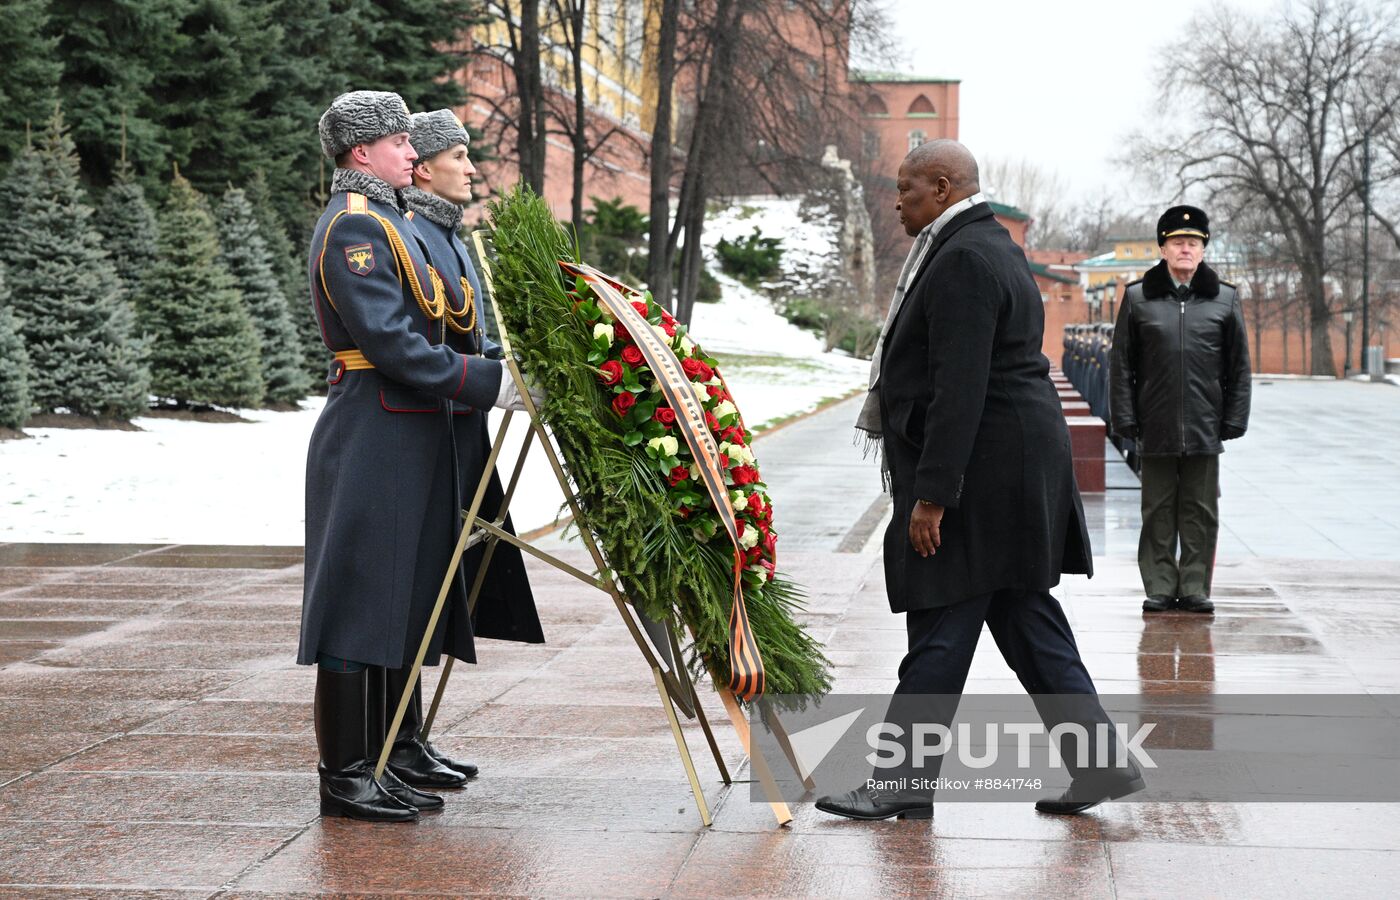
top-left (138, 174), bottom-right (264, 409)
top-left (3, 109), bottom-right (149, 420)
top-left (0, 271), bottom-right (34, 431)
top-left (100, 161), bottom-right (160, 299)
top-left (46, 0), bottom-right (184, 186)
top-left (0, 0), bottom-right (61, 164)
top-left (0, 138), bottom-right (45, 264)
top-left (248, 170), bottom-right (325, 379)
top-left (217, 187), bottom-right (309, 405)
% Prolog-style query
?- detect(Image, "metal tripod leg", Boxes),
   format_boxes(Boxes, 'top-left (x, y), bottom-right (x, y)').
top-left (717, 687), bottom-right (793, 826)
top-left (421, 415), bottom-right (538, 740)
top-left (374, 410), bottom-right (514, 781)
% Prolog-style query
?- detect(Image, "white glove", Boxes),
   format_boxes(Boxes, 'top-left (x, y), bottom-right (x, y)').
top-left (493, 363), bottom-right (546, 412)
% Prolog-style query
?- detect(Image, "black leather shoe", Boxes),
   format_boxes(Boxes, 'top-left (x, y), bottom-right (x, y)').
top-left (815, 786), bottom-right (932, 821)
top-left (1177, 595), bottom-right (1215, 613)
top-left (1035, 773), bottom-right (1145, 815)
top-left (314, 668), bottom-right (418, 822)
top-left (1142, 595), bottom-right (1174, 612)
top-left (381, 666), bottom-right (469, 789)
top-left (425, 741), bottom-right (479, 780)
top-left (379, 766), bottom-right (446, 810)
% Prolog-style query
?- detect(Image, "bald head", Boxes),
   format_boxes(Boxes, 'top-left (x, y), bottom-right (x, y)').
top-left (895, 139), bottom-right (982, 236)
top-left (904, 139), bottom-right (980, 196)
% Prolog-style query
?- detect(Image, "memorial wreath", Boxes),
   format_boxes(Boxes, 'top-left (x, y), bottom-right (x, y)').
top-left (486, 187), bottom-right (830, 698)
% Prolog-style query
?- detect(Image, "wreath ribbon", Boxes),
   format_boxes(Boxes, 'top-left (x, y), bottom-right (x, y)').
top-left (561, 261), bottom-right (767, 700)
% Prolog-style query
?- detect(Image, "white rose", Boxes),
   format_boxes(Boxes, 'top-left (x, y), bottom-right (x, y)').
top-left (718, 441), bottom-right (733, 458)
top-left (647, 437), bottom-right (666, 454)
top-left (739, 527), bottom-right (760, 550)
top-left (592, 323), bottom-right (613, 342)
top-left (660, 435), bottom-right (679, 457)
top-left (714, 400), bottom-right (737, 419)
top-left (679, 336), bottom-right (696, 356)
top-left (689, 463), bottom-right (701, 480)
top-left (736, 446), bottom-right (756, 465)
top-left (652, 324), bottom-right (670, 341)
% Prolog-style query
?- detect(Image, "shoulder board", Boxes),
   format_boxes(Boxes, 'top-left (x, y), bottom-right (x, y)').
top-left (346, 193), bottom-right (368, 215)
top-left (405, 210), bottom-right (416, 221)
top-left (1219, 279), bottom-right (1236, 289)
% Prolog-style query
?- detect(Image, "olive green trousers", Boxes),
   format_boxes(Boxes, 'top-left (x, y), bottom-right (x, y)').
top-left (1138, 455), bottom-right (1219, 599)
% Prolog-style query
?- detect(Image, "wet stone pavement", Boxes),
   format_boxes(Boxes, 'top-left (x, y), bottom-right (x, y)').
top-left (1, 381), bottom-right (1399, 897)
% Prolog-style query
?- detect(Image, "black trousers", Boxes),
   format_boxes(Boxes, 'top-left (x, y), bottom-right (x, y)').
top-left (881, 588), bottom-right (1124, 797)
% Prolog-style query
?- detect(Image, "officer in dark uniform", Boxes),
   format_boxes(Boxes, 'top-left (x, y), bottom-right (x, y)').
top-left (299, 91), bottom-right (545, 822)
top-left (1109, 205), bottom-right (1251, 615)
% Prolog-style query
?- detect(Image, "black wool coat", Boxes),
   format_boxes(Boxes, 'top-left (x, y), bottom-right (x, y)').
top-left (298, 189), bottom-right (544, 670)
top-left (1108, 260), bottom-right (1251, 456)
top-left (878, 203), bottom-right (1092, 612)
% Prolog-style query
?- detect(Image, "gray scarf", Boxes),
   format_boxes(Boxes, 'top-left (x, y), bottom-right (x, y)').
top-left (854, 193), bottom-right (986, 481)
top-left (329, 167), bottom-right (403, 210)
top-left (402, 185), bottom-right (464, 230)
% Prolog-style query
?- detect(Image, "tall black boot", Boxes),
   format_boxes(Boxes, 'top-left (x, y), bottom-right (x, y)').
top-left (414, 679), bottom-right (479, 779)
top-left (368, 666), bottom-right (450, 807)
top-left (314, 667), bottom-right (417, 822)
top-left (383, 665), bottom-right (470, 787)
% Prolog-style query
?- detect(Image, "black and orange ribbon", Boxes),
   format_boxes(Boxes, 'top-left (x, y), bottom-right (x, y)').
top-left (563, 261), bottom-right (766, 700)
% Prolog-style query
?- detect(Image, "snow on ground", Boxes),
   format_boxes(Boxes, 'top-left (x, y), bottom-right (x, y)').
top-left (0, 198), bottom-right (868, 544)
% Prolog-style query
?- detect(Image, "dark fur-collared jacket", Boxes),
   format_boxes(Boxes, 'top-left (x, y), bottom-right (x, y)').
top-left (298, 169), bottom-right (544, 671)
top-left (1109, 260), bottom-right (1251, 457)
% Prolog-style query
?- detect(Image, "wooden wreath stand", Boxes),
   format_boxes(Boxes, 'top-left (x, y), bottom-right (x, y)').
top-left (372, 236), bottom-right (813, 828)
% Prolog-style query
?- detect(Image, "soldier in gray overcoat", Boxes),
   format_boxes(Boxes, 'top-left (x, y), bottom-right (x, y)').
top-left (298, 91), bottom-right (544, 822)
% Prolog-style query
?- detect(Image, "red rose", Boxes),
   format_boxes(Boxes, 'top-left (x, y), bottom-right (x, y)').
top-left (735, 519), bottom-right (745, 538)
top-left (762, 530), bottom-right (778, 557)
top-left (682, 358), bottom-right (707, 380)
top-left (632, 300), bottom-right (650, 318)
top-left (746, 492), bottom-right (765, 516)
top-left (705, 411), bottom-right (719, 431)
top-left (662, 320), bottom-right (676, 337)
top-left (746, 546), bottom-right (763, 564)
top-left (677, 505), bottom-right (691, 519)
top-left (732, 465), bottom-right (759, 486)
top-left (668, 465), bottom-right (689, 486)
top-left (654, 407), bottom-right (677, 426)
top-left (612, 392), bottom-right (637, 417)
top-left (760, 559), bottom-right (776, 581)
top-left (614, 323), bottom-right (632, 343)
top-left (722, 426), bottom-right (746, 445)
top-left (661, 311), bottom-right (677, 326)
top-left (621, 346), bottom-right (645, 367)
top-left (597, 360), bottom-right (623, 386)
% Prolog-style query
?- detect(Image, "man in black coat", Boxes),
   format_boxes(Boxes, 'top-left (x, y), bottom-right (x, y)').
top-left (1109, 206), bottom-right (1250, 614)
top-left (820, 140), bottom-right (1141, 821)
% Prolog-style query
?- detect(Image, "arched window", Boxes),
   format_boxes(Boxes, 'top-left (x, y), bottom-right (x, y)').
top-left (907, 94), bottom-right (936, 117)
top-left (863, 93), bottom-right (889, 117)
top-left (908, 129), bottom-right (926, 152)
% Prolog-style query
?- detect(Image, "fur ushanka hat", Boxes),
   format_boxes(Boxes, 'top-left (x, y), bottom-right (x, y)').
top-left (409, 109), bottom-right (471, 162)
top-left (318, 90), bottom-right (412, 159)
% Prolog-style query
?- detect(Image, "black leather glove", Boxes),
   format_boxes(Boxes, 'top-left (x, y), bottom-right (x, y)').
top-left (1222, 423), bottom-right (1245, 441)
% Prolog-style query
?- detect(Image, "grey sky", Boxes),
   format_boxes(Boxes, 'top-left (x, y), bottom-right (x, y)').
top-left (880, 0), bottom-right (1282, 204)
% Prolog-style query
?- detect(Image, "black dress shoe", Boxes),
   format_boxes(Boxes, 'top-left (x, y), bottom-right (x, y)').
top-left (1142, 595), bottom-right (1174, 612)
top-left (815, 786), bottom-right (932, 821)
top-left (1035, 773), bottom-right (1145, 815)
top-left (314, 669), bottom-right (418, 823)
top-left (1177, 595), bottom-right (1215, 613)
top-left (379, 766), bottom-right (446, 810)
